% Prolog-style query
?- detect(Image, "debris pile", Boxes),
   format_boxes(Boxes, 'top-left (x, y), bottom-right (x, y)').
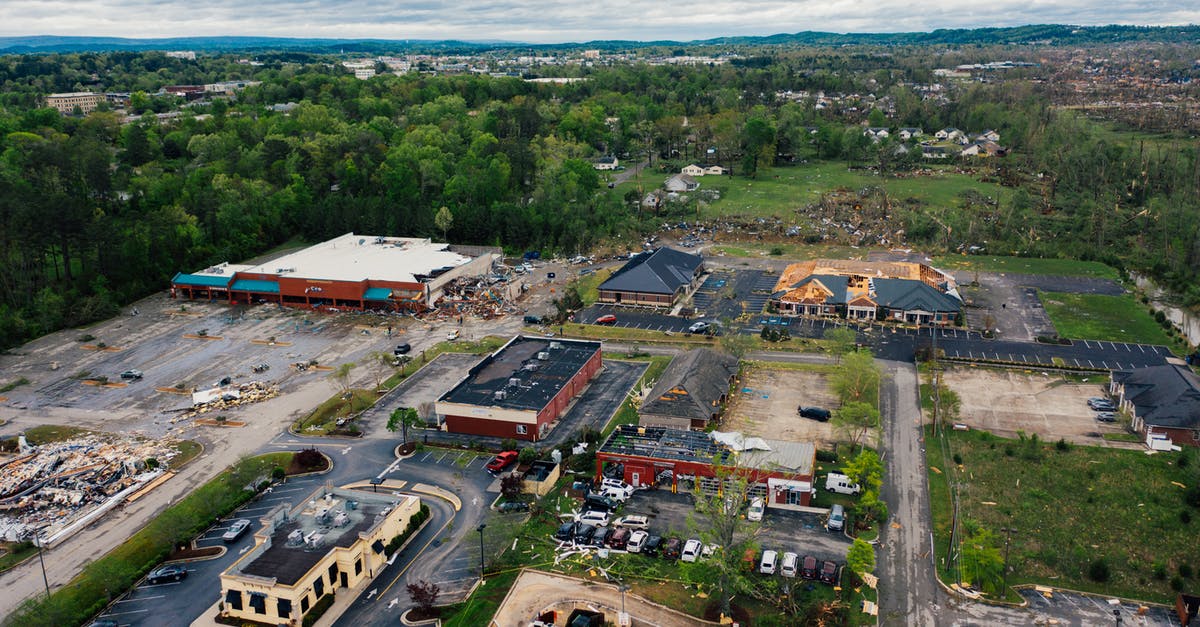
top-left (428, 274), bottom-right (522, 320)
top-left (0, 434), bottom-right (179, 542)
top-left (182, 381), bottom-right (279, 418)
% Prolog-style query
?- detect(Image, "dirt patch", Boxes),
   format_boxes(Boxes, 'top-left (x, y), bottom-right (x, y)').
top-left (723, 368), bottom-right (841, 447)
top-left (940, 367), bottom-right (1122, 444)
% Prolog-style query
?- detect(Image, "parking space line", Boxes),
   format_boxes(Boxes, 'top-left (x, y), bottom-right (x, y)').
top-left (102, 609), bottom-right (150, 617)
top-left (116, 595), bottom-right (165, 603)
top-left (1083, 340), bottom-right (1091, 348)
top-left (1138, 344), bottom-right (1146, 353)
top-left (1102, 361), bottom-right (1109, 369)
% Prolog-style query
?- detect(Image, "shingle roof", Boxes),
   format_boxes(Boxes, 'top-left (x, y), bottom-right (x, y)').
top-left (1113, 365), bottom-right (1200, 429)
top-left (599, 247), bottom-right (703, 296)
top-left (640, 348), bottom-right (738, 422)
top-left (872, 278), bottom-right (962, 313)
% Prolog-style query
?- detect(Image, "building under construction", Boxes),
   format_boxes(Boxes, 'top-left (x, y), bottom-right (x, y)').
top-left (171, 233), bottom-right (499, 313)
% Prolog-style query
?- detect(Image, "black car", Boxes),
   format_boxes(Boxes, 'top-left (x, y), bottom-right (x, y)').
top-left (498, 501), bottom-right (530, 513)
top-left (662, 537), bottom-right (682, 560)
top-left (584, 494), bottom-right (619, 512)
top-left (145, 564), bottom-right (188, 585)
top-left (573, 523), bottom-right (597, 544)
top-left (801, 555), bottom-right (819, 580)
top-left (819, 560), bottom-right (839, 584)
top-left (120, 369), bottom-right (143, 380)
top-left (589, 527), bottom-right (613, 547)
top-left (799, 406), bottom-right (832, 421)
top-left (523, 315), bottom-right (544, 325)
top-left (394, 343), bottom-right (411, 356)
top-left (642, 534), bottom-right (663, 557)
top-left (555, 521), bottom-right (578, 541)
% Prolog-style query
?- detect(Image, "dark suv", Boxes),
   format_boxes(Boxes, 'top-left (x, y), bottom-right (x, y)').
top-left (555, 521), bottom-right (578, 541)
top-left (394, 343), bottom-right (411, 355)
top-left (799, 406), bottom-right (831, 421)
top-left (642, 534), bottom-right (663, 557)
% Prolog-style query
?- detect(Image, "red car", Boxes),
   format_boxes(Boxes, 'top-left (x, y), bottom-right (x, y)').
top-left (595, 314), bottom-right (617, 325)
top-left (486, 450), bottom-right (519, 474)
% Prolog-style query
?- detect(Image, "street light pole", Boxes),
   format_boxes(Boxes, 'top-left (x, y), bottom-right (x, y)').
top-left (34, 529), bottom-right (50, 598)
top-left (1000, 527), bottom-right (1016, 594)
top-left (477, 523), bottom-right (487, 583)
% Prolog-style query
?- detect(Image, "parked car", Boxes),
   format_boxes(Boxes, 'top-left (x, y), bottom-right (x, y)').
top-left (801, 555), bottom-right (819, 580)
top-left (612, 514), bottom-right (649, 530)
top-left (798, 406), bottom-right (831, 421)
top-left (688, 321), bottom-right (711, 334)
top-left (819, 560), bottom-right (839, 584)
top-left (608, 527), bottom-right (631, 550)
top-left (825, 473), bottom-right (862, 495)
top-left (662, 537), bottom-right (682, 560)
top-left (590, 527), bottom-right (613, 547)
top-left (1095, 412), bottom-right (1117, 423)
top-left (625, 530), bottom-right (647, 553)
top-left (642, 534), bottom-right (663, 557)
top-left (601, 478), bottom-right (636, 497)
top-left (555, 521), bottom-right (578, 541)
top-left (701, 543), bottom-right (720, 559)
top-left (393, 343), bottom-right (411, 355)
top-left (584, 493), bottom-right (620, 512)
top-left (446, 329), bottom-right (460, 341)
top-left (747, 497), bottom-right (764, 521)
top-left (145, 564), bottom-right (188, 584)
top-left (595, 314), bottom-right (617, 325)
top-left (485, 451), bottom-right (519, 474)
top-left (120, 369), bottom-right (143, 381)
top-left (222, 519), bottom-right (251, 543)
top-left (523, 315), bottom-right (544, 325)
top-left (497, 501), bottom-right (530, 513)
top-left (578, 510), bottom-right (611, 527)
top-left (1088, 397), bottom-right (1116, 410)
top-left (573, 524), bottom-right (597, 544)
top-left (760, 550), bottom-right (778, 575)
top-left (681, 539), bottom-right (703, 563)
top-left (827, 504), bottom-right (846, 532)
top-left (781, 551), bottom-right (799, 578)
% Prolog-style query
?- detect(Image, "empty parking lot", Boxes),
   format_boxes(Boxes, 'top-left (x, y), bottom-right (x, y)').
top-left (723, 366), bottom-right (847, 447)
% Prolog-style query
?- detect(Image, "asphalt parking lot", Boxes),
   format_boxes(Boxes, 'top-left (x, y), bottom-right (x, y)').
top-left (360, 352), bottom-right (484, 436)
top-left (691, 269), bottom-right (775, 320)
top-left (1019, 587), bottom-right (1180, 627)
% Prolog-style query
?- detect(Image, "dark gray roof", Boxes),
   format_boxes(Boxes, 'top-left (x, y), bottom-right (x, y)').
top-left (640, 348), bottom-right (738, 422)
top-left (599, 247), bottom-right (702, 296)
top-left (240, 502), bottom-right (383, 586)
top-left (1113, 365), bottom-right (1200, 429)
top-left (770, 275), bottom-right (848, 301)
top-left (438, 336), bottom-right (601, 412)
top-left (872, 278), bottom-right (962, 313)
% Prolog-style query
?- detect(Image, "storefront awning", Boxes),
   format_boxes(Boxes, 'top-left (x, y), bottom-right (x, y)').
top-left (231, 279), bottom-right (280, 293)
top-left (363, 287), bottom-right (392, 301)
top-left (172, 272), bottom-right (232, 288)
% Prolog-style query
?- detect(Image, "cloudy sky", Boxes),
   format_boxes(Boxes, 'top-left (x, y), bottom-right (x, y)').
top-left (1, 0), bottom-right (1197, 43)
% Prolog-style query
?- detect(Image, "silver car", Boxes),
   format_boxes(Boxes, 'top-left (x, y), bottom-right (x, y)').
top-left (222, 519), bottom-right (251, 543)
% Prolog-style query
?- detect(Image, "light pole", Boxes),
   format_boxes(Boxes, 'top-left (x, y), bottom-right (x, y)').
top-left (618, 581), bottom-right (628, 614)
top-left (34, 528), bottom-right (50, 598)
top-left (1000, 527), bottom-right (1016, 594)
top-left (476, 523), bottom-right (487, 583)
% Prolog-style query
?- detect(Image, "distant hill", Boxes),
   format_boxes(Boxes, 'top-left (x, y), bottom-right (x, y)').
top-left (2, 25), bottom-right (1199, 54)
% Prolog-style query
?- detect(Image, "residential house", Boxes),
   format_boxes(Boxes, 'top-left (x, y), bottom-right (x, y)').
top-left (1110, 364), bottom-right (1200, 448)
top-left (680, 164), bottom-right (726, 176)
top-left (664, 174), bottom-right (699, 193)
top-left (979, 129), bottom-right (1001, 142)
top-left (701, 164), bottom-right (727, 175)
top-left (594, 156), bottom-right (619, 171)
top-left (898, 127), bottom-right (924, 141)
top-left (935, 127), bottom-right (967, 144)
top-left (864, 127), bottom-right (890, 141)
top-left (598, 247), bottom-right (704, 307)
top-left (961, 141), bottom-right (1006, 158)
top-left (921, 145), bottom-right (949, 159)
top-left (638, 348), bottom-right (739, 430)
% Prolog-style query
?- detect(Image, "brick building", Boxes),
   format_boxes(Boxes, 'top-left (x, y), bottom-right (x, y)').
top-left (1111, 364), bottom-right (1200, 448)
top-left (597, 247), bottom-right (704, 308)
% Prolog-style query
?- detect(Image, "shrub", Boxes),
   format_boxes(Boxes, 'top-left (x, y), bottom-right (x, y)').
top-left (501, 438), bottom-right (519, 452)
top-left (302, 593), bottom-right (336, 627)
top-left (1182, 510), bottom-right (1192, 525)
top-left (952, 453), bottom-right (962, 465)
top-left (769, 246), bottom-right (784, 256)
top-left (518, 447), bottom-right (537, 466)
top-left (294, 447), bottom-right (324, 470)
top-left (1171, 576), bottom-right (1184, 592)
top-left (1055, 438), bottom-right (1070, 452)
top-left (1088, 559), bottom-right (1110, 582)
top-left (1153, 563), bottom-right (1168, 580)
top-left (271, 467), bottom-right (286, 481)
top-left (1185, 486), bottom-right (1200, 508)
top-left (1181, 564), bottom-right (1194, 579)
top-left (815, 450), bottom-right (838, 463)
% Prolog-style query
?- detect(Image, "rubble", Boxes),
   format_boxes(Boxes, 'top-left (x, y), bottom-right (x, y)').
top-left (0, 433), bottom-right (180, 542)
top-left (180, 381), bottom-right (279, 419)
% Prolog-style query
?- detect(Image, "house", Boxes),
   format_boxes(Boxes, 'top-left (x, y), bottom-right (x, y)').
top-left (45, 92), bottom-right (104, 114)
top-left (702, 164), bottom-right (727, 175)
top-left (898, 127), bottom-right (923, 141)
top-left (770, 259), bottom-right (961, 326)
top-left (979, 129), bottom-right (1001, 142)
top-left (664, 174), bottom-right (699, 192)
top-left (681, 164), bottom-right (705, 177)
top-left (219, 487), bottom-right (421, 626)
top-left (1110, 364), bottom-right (1200, 448)
top-left (922, 145), bottom-right (949, 159)
top-left (598, 247), bottom-right (704, 307)
top-left (962, 141), bottom-right (1006, 158)
top-left (596, 426), bottom-right (817, 509)
top-left (935, 127), bottom-right (965, 143)
top-left (594, 156), bottom-right (619, 171)
top-left (435, 336), bottom-right (602, 441)
top-left (639, 348), bottom-right (739, 430)
top-left (864, 127), bottom-right (890, 141)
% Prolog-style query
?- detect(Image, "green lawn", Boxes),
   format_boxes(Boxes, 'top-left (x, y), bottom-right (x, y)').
top-left (1040, 291), bottom-right (1181, 351)
top-left (709, 242), bottom-right (864, 260)
top-left (933, 255), bottom-right (1120, 280)
top-left (926, 427), bottom-right (1199, 603)
top-left (573, 267), bottom-right (614, 306)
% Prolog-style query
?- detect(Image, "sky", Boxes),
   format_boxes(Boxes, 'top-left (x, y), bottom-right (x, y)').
top-left (1, 0), bottom-right (1198, 43)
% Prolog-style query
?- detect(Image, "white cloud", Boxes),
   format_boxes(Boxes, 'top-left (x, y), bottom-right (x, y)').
top-left (0, 0), bottom-right (1196, 42)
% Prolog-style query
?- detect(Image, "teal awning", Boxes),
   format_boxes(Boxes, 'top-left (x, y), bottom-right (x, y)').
top-left (172, 272), bottom-right (232, 288)
top-left (363, 287), bottom-right (392, 301)
top-left (231, 279), bottom-right (280, 293)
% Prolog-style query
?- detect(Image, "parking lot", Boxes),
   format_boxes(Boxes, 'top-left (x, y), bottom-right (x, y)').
top-left (1019, 587), bottom-right (1180, 627)
top-left (690, 269), bottom-right (776, 320)
top-left (941, 367), bottom-right (1126, 443)
top-left (722, 367), bottom-right (844, 448)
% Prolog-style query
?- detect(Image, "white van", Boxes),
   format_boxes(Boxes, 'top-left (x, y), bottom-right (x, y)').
top-left (600, 486), bottom-right (629, 502)
top-left (601, 478), bottom-right (635, 497)
top-left (760, 549), bottom-right (778, 575)
top-left (626, 530), bottom-right (648, 553)
top-left (827, 504), bottom-right (846, 532)
top-left (825, 473), bottom-right (861, 495)
top-left (578, 510), bottom-right (610, 527)
top-left (747, 497), bottom-right (764, 522)
top-left (780, 551), bottom-right (798, 577)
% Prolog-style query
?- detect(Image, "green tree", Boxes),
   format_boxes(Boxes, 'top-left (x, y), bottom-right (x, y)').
top-left (330, 362), bottom-right (355, 409)
top-left (841, 449), bottom-right (884, 493)
top-left (832, 349), bottom-right (881, 406)
top-left (832, 401), bottom-right (880, 450)
top-left (717, 330), bottom-right (755, 360)
top-left (823, 326), bottom-right (857, 362)
top-left (434, 205), bottom-right (453, 241)
top-left (388, 407), bottom-right (421, 444)
top-left (846, 537), bottom-right (876, 575)
top-left (685, 456), bottom-right (762, 619)
top-left (960, 526), bottom-right (1004, 594)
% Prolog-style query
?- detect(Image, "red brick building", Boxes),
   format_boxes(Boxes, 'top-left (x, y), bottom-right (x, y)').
top-left (596, 426), bottom-right (817, 510)
top-left (1111, 365), bottom-right (1200, 448)
top-left (435, 336), bottom-right (602, 441)
top-left (171, 233), bottom-right (497, 313)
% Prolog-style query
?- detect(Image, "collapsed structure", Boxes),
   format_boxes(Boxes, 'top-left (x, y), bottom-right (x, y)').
top-left (171, 233), bottom-right (498, 313)
top-left (770, 258), bottom-right (961, 326)
top-left (637, 348), bottom-right (738, 430)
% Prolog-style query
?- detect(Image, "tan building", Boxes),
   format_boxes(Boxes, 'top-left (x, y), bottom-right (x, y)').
top-left (771, 259), bottom-right (962, 326)
top-left (45, 92), bottom-right (103, 114)
top-left (219, 487), bottom-right (421, 625)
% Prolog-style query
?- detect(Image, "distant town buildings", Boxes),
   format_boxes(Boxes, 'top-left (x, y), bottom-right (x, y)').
top-left (45, 92), bottom-right (104, 114)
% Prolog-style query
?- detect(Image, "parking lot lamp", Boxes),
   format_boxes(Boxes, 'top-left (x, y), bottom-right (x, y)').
top-left (477, 523), bottom-right (487, 582)
top-left (35, 527), bottom-right (49, 597)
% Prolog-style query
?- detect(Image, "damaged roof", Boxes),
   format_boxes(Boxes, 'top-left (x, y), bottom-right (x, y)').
top-left (639, 348), bottom-right (738, 423)
top-left (1112, 364), bottom-right (1200, 430)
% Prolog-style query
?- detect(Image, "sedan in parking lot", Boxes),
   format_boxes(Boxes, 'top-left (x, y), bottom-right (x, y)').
top-left (681, 538), bottom-right (703, 563)
top-left (145, 564), bottom-right (188, 585)
top-left (486, 451), bottom-right (518, 474)
top-left (1095, 412), bottom-right (1117, 423)
top-left (222, 519), bottom-right (251, 543)
top-left (801, 555), bottom-right (819, 580)
top-left (595, 314), bottom-right (617, 325)
top-left (819, 560), bottom-right (839, 584)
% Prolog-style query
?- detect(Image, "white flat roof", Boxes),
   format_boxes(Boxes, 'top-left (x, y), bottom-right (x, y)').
top-left (242, 233), bottom-right (473, 284)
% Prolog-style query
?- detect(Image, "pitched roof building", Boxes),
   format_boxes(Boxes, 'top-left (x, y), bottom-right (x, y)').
top-left (771, 259), bottom-right (961, 326)
top-left (598, 247), bottom-right (704, 307)
top-left (1110, 364), bottom-right (1200, 448)
top-left (639, 348), bottom-right (739, 430)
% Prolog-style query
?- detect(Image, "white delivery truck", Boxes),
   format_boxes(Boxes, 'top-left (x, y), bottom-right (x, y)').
top-left (825, 472), bottom-right (861, 495)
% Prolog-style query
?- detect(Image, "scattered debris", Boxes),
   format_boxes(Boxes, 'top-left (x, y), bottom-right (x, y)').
top-left (180, 381), bottom-right (279, 419)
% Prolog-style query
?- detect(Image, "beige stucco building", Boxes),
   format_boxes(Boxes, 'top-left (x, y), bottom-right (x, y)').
top-left (218, 487), bottom-right (421, 625)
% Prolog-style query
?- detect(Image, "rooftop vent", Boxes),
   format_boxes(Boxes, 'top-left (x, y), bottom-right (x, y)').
top-left (523, 363), bottom-right (540, 372)
top-left (286, 529), bottom-right (304, 547)
top-left (493, 390), bottom-right (507, 401)
top-left (508, 377), bottom-right (521, 387)
top-left (549, 341), bottom-right (563, 350)
top-left (537, 351), bottom-right (550, 361)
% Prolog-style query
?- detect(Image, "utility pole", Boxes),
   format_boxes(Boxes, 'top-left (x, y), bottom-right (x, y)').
top-left (1000, 526), bottom-right (1017, 594)
top-left (35, 528), bottom-right (50, 598)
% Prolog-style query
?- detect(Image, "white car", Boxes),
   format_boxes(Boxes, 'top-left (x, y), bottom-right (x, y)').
top-left (446, 329), bottom-right (460, 341)
top-left (626, 530), bottom-right (648, 553)
top-left (760, 549), bottom-right (778, 575)
top-left (781, 551), bottom-right (799, 578)
top-left (601, 478), bottom-right (635, 497)
top-left (222, 519), bottom-right (251, 543)
top-left (681, 538), bottom-right (703, 563)
top-left (600, 486), bottom-right (629, 502)
top-left (612, 514), bottom-right (649, 530)
top-left (747, 497), bottom-right (764, 522)
top-left (577, 510), bottom-right (610, 527)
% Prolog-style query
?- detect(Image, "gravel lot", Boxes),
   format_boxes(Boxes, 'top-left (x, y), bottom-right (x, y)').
top-left (723, 367), bottom-right (846, 448)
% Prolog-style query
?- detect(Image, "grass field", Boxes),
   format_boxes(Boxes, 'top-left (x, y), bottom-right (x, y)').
top-left (932, 255), bottom-right (1121, 280)
top-left (1040, 292), bottom-right (1182, 352)
top-left (926, 427), bottom-right (1199, 602)
top-left (709, 242), bottom-right (865, 260)
top-left (573, 267), bottom-right (614, 305)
